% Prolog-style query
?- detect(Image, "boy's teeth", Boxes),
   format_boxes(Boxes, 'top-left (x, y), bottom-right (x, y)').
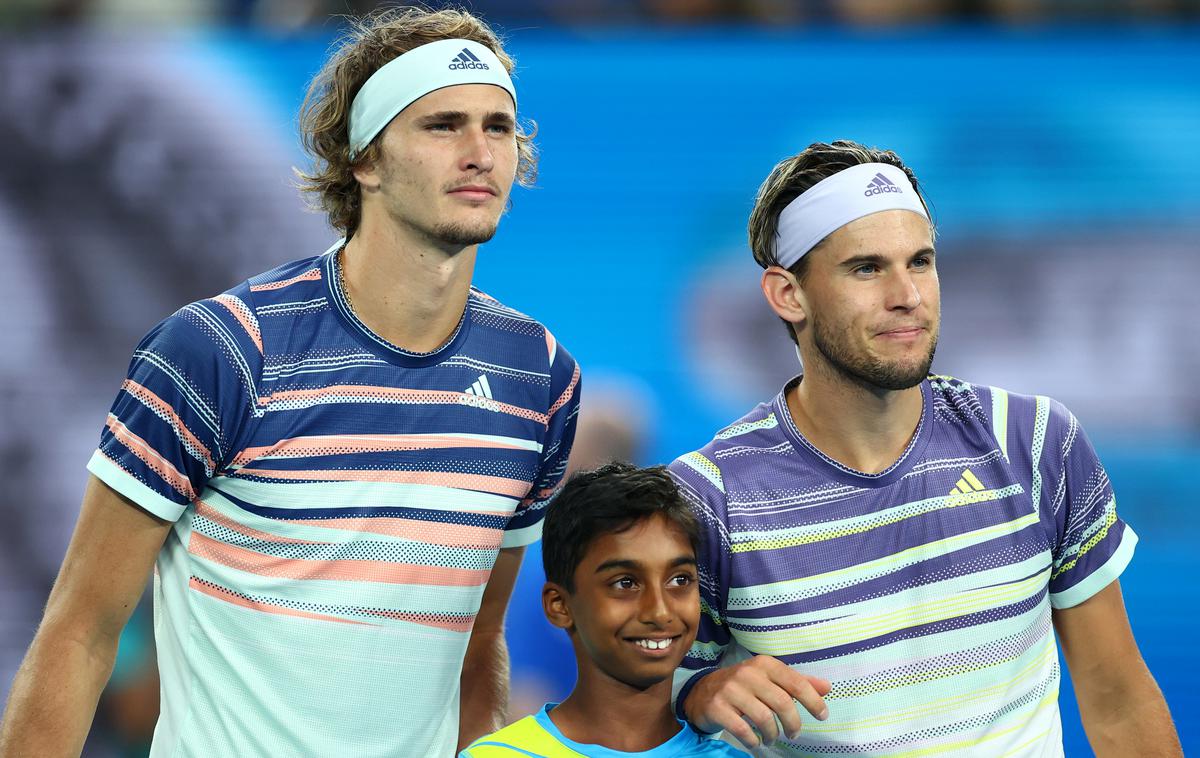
top-left (635, 638), bottom-right (671, 650)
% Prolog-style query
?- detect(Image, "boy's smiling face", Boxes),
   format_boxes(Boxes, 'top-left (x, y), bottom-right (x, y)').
top-left (544, 513), bottom-right (700, 691)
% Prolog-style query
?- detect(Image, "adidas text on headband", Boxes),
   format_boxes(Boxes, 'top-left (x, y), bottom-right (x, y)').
top-left (349, 38), bottom-right (518, 159)
top-left (775, 162), bottom-right (929, 269)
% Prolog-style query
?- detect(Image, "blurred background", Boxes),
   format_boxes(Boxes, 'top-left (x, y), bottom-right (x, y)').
top-left (0, 1), bottom-right (1197, 755)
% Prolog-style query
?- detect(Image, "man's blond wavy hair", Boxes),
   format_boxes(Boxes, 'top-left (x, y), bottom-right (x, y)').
top-left (296, 7), bottom-right (538, 237)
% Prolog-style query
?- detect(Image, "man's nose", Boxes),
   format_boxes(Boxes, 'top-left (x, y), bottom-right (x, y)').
top-left (461, 127), bottom-right (495, 173)
top-left (886, 269), bottom-right (922, 311)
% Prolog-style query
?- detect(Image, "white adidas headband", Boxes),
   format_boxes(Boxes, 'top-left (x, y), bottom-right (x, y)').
top-left (775, 162), bottom-right (930, 269)
top-left (348, 38), bottom-right (517, 159)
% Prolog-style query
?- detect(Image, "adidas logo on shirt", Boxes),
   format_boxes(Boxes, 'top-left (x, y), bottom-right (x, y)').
top-left (462, 374), bottom-right (500, 412)
top-left (448, 48), bottom-right (489, 70)
top-left (864, 172), bottom-right (902, 197)
top-left (946, 468), bottom-right (988, 505)
top-left (464, 374), bottom-right (493, 399)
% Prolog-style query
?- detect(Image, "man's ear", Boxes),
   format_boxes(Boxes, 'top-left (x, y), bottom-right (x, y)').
top-left (542, 582), bottom-right (574, 631)
top-left (352, 157), bottom-right (382, 193)
top-left (761, 266), bottom-right (808, 331)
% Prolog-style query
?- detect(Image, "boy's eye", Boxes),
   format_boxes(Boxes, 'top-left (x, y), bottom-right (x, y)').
top-left (612, 577), bottom-right (637, 590)
top-left (669, 574), bottom-right (694, 587)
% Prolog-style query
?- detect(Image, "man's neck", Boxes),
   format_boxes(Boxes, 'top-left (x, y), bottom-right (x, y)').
top-left (340, 216), bottom-right (477, 354)
top-left (787, 360), bottom-right (925, 476)
top-left (549, 677), bottom-right (680, 752)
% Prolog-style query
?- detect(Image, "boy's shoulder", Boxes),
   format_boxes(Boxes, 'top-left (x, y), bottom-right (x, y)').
top-left (460, 706), bottom-right (747, 757)
top-left (459, 711), bottom-right (585, 757)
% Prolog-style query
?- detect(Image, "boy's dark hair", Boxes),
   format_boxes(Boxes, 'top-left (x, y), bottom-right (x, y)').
top-left (542, 463), bottom-right (700, 592)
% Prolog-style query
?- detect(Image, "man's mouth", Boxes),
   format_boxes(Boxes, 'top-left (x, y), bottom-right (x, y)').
top-left (448, 184), bottom-right (497, 199)
top-left (877, 325), bottom-right (926, 339)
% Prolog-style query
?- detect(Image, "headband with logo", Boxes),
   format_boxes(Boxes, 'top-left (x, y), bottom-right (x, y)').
top-left (348, 38), bottom-right (517, 159)
top-left (774, 162), bottom-right (930, 269)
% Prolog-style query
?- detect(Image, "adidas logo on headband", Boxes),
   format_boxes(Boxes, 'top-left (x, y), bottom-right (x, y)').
top-left (864, 172), bottom-right (902, 197)
top-left (449, 48), bottom-right (490, 70)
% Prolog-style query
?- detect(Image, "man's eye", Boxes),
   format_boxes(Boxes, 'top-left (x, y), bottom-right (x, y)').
top-left (487, 124), bottom-right (513, 135)
top-left (427, 123), bottom-right (452, 131)
top-left (613, 577), bottom-right (637, 590)
top-left (855, 264), bottom-right (878, 275)
top-left (669, 574), bottom-right (694, 587)
top-left (913, 256), bottom-right (932, 269)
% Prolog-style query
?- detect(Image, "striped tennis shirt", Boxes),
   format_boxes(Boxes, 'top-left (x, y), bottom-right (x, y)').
top-left (669, 375), bottom-right (1134, 757)
top-left (88, 243), bottom-right (581, 757)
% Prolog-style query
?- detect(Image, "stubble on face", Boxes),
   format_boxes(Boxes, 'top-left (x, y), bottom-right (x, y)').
top-left (810, 309), bottom-right (939, 392)
top-left (375, 159), bottom-right (503, 250)
top-left (429, 218), bottom-right (498, 247)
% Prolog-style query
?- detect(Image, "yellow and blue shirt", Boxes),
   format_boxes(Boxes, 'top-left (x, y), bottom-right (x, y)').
top-left (461, 703), bottom-right (745, 757)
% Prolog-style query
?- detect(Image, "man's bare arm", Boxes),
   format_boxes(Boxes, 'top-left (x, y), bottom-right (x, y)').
top-left (457, 545), bottom-right (525, 751)
top-left (1054, 580), bottom-right (1181, 757)
top-left (0, 475), bottom-right (172, 757)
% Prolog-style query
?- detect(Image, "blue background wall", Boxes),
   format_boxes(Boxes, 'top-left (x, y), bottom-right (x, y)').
top-left (0, 24), bottom-right (1195, 755)
top-left (210, 27), bottom-right (1200, 753)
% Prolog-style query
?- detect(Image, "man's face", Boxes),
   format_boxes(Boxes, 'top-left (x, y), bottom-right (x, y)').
top-left (561, 514), bottom-right (699, 691)
top-left (798, 209), bottom-right (940, 391)
top-left (363, 83), bottom-right (518, 248)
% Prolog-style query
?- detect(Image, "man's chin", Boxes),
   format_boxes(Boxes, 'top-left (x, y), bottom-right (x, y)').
top-left (433, 221), bottom-right (498, 248)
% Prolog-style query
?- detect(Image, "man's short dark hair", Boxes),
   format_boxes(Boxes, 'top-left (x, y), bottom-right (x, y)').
top-left (542, 463), bottom-right (699, 592)
top-left (747, 139), bottom-right (934, 346)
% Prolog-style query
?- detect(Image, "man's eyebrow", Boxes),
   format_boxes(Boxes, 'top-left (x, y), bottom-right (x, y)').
top-left (838, 253), bottom-right (887, 269)
top-left (413, 110), bottom-right (515, 127)
top-left (838, 247), bottom-right (936, 268)
top-left (413, 110), bottom-right (469, 125)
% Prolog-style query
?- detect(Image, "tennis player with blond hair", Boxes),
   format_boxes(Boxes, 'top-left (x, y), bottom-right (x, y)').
top-left (0, 8), bottom-right (579, 756)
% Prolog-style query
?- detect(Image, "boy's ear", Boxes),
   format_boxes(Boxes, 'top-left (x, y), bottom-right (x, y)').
top-left (542, 582), bottom-right (574, 631)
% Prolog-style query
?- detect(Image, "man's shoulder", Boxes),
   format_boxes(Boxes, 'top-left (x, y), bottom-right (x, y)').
top-left (163, 254), bottom-right (328, 328)
top-left (138, 253), bottom-right (330, 374)
top-left (467, 288), bottom-right (557, 341)
top-left (667, 398), bottom-right (783, 497)
top-left (930, 374), bottom-right (1078, 439)
top-left (465, 288), bottom-right (577, 374)
top-left (238, 253), bottom-right (329, 302)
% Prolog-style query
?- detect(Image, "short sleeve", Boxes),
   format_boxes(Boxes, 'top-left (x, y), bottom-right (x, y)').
top-left (668, 451), bottom-right (735, 721)
top-left (87, 300), bottom-right (257, 522)
top-left (501, 337), bottom-right (580, 548)
top-left (1039, 398), bottom-right (1138, 609)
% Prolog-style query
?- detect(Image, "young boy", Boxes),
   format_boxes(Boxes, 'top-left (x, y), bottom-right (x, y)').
top-left (461, 463), bottom-right (745, 757)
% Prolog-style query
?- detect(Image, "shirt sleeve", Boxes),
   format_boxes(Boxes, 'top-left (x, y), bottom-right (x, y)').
top-left (501, 336), bottom-right (580, 548)
top-left (87, 299), bottom-right (257, 522)
top-left (668, 451), bottom-right (734, 723)
top-left (1038, 397), bottom-right (1138, 609)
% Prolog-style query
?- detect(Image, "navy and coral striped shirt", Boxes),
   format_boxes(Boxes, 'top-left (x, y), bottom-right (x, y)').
top-left (89, 243), bottom-right (581, 757)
